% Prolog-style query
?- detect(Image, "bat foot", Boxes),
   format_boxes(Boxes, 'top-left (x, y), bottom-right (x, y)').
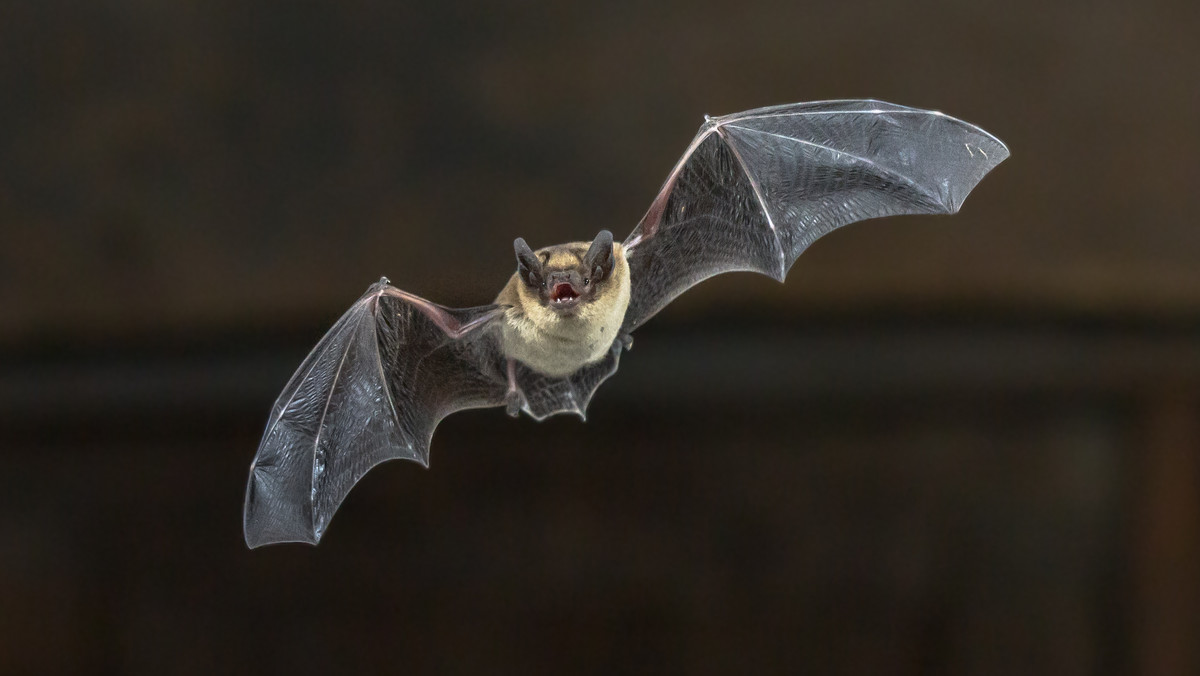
top-left (505, 391), bottom-right (524, 418)
top-left (618, 331), bottom-right (634, 351)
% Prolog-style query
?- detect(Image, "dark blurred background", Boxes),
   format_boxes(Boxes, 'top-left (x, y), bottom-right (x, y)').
top-left (2, 0), bottom-right (1198, 673)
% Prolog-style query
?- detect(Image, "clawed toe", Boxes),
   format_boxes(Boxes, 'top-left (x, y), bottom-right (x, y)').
top-left (505, 391), bottom-right (523, 418)
top-left (618, 331), bottom-right (634, 351)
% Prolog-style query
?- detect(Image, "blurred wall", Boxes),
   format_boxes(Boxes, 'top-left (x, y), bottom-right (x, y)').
top-left (1, 0), bottom-right (1197, 674)
top-left (3, 0), bottom-right (1199, 343)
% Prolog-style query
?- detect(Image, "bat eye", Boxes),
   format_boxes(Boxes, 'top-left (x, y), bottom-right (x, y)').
top-left (583, 277), bottom-right (590, 286)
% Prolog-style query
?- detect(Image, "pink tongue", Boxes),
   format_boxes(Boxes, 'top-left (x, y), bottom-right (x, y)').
top-left (553, 283), bottom-right (576, 300)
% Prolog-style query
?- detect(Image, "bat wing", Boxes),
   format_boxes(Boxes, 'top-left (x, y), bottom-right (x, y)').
top-left (517, 342), bottom-right (623, 422)
top-left (244, 278), bottom-right (620, 547)
top-left (243, 278), bottom-right (506, 547)
top-left (620, 99), bottom-right (1009, 332)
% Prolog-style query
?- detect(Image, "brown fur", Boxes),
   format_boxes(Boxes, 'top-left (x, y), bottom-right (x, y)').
top-left (495, 241), bottom-right (631, 377)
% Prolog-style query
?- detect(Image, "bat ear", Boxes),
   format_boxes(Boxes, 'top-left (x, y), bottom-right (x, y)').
top-left (514, 237), bottom-right (543, 288)
top-left (584, 230), bottom-right (614, 281)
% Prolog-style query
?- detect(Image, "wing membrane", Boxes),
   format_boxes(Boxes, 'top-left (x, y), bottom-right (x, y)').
top-left (622, 99), bottom-right (1009, 331)
top-left (244, 280), bottom-right (507, 547)
top-left (244, 279), bottom-right (624, 547)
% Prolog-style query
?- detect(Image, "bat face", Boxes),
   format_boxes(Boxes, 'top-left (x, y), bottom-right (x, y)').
top-left (542, 268), bottom-right (588, 314)
top-left (514, 230), bottom-right (615, 318)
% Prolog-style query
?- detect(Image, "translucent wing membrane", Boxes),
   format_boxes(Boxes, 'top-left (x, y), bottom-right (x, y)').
top-left (244, 280), bottom-right (507, 547)
top-left (518, 343), bottom-right (623, 421)
top-left (245, 100), bottom-right (1006, 547)
top-left (621, 99), bottom-right (1008, 331)
top-left (244, 279), bottom-right (623, 547)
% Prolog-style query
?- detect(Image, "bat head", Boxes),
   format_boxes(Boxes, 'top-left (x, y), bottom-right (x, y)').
top-left (513, 230), bottom-right (615, 317)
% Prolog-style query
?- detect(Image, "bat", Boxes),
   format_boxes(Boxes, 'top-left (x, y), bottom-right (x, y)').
top-left (243, 99), bottom-right (1009, 547)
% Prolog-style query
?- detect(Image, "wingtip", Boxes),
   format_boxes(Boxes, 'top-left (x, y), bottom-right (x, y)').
top-left (243, 468), bottom-right (323, 549)
top-left (244, 532), bottom-right (321, 549)
top-left (994, 138), bottom-right (1012, 163)
top-left (243, 519), bottom-right (323, 549)
top-left (243, 505), bottom-right (323, 549)
top-left (243, 503), bottom-right (323, 549)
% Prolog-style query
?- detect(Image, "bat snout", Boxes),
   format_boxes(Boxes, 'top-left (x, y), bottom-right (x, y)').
top-left (545, 271), bottom-right (584, 311)
top-left (551, 282), bottom-right (579, 302)
top-left (546, 270), bottom-right (581, 297)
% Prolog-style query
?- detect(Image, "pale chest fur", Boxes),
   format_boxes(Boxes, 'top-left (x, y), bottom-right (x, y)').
top-left (496, 245), bottom-right (632, 378)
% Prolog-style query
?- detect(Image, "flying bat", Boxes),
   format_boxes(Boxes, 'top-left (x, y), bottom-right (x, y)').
top-left (244, 99), bottom-right (1009, 547)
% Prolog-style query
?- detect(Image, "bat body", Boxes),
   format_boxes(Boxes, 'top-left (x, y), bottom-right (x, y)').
top-left (244, 100), bottom-right (1009, 547)
top-left (495, 237), bottom-right (632, 381)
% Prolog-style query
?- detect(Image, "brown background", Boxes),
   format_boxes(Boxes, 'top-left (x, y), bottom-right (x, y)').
top-left (2, 0), bottom-right (1198, 673)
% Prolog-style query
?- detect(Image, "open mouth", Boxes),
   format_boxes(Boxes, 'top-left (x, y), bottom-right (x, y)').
top-left (550, 282), bottom-right (580, 305)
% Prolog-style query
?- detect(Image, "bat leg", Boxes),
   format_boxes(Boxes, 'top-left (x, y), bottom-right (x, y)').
top-left (618, 331), bottom-right (634, 351)
top-left (504, 358), bottom-right (525, 418)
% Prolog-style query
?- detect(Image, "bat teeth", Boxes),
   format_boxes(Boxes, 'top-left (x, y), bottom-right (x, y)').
top-left (551, 282), bottom-right (579, 303)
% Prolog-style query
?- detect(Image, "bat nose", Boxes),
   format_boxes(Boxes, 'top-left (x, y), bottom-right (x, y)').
top-left (547, 270), bottom-right (577, 287)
